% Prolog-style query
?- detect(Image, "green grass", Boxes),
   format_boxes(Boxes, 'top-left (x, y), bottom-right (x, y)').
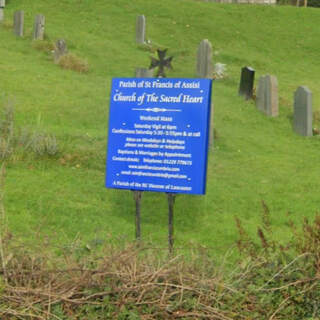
top-left (1, 0), bottom-right (320, 255)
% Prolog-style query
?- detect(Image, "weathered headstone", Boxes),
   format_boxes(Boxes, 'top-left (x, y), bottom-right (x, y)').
top-left (239, 66), bottom-right (255, 100)
top-left (33, 14), bottom-right (45, 40)
top-left (53, 39), bottom-right (67, 63)
top-left (135, 67), bottom-right (153, 78)
top-left (196, 40), bottom-right (214, 150)
top-left (293, 86), bottom-right (312, 136)
top-left (256, 76), bottom-right (266, 112)
top-left (0, 0), bottom-right (5, 22)
top-left (14, 10), bottom-right (24, 37)
top-left (196, 39), bottom-right (213, 79)
top-left (136, 15), bottom-right (146, 44)
top-left (256, 75), bottom-right (278, 117)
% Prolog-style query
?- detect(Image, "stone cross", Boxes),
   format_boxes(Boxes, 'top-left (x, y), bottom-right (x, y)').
top-left (0, 0), bottom-right (5, 22)
top-left (54, 39), bottom-right (68, 63)
top-left (14, 10), bottom-right (24, 37)
top-left (293, 86), bottom-right (312, 136)
top-left (238, 66), bottom-right (255, 100)
top-left (136, 15), bottom-right (146, 44)
top-left (256, 75), bottom-right (278, 117)
top-left (33, 14), bottom-right (45, 40)
top-left (149, 49), bottom-right (173, 78)
top-left (135, 67), bottom-right (154, 78)
top-left (196, 39), bottom-right (213, 79)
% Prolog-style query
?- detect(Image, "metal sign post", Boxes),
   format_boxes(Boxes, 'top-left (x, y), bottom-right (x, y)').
top-left (132, 190), bottom-right (142, 241)
top-left (167, 193), bottom-right (176, 254)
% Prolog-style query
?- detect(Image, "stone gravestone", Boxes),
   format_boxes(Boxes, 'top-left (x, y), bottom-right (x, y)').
top-left (136, 15), bottom-right (146, 44)
top-left (196, 40), bottom-right (214, 150)
top-left (33, 14), bottom-right (45, 40)
top-left (0, 0), bottom-right (5, 22)
top-left (196, 39), bottom-right (213, 79)
top-left (256, 75), bottom-right (278, 117)
top-left (293, 86), bottom-right (312, 136)
top-left (135, 67), bottom-right (153, 78)
top-left (238, 66), bottom-right (255, 100)
top-left (54, 39), bottom-right (67, 63)
top-left (14, 10), bottom-right (24, 37)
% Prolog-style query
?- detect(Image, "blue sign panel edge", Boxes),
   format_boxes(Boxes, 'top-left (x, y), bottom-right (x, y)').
top-left (105, 78), bottom-right (212, 195)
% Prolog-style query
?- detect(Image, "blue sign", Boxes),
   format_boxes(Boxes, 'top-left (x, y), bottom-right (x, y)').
top-left (105, 78), bottom-right (212, 195)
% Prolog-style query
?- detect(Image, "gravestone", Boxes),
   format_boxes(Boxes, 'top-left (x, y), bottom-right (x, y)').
top-left (0, 0), bottom-right (5, 22)
top-left (136, 15), bottom-right (146, 44)
top-left (196, 40), bottom-right (214, 150)
top-left (135, 67), bottom-right (153, 78)
top-left (14, 10), bottom-right (24, 37)
top-left (293, 86), bottom-right (312, 136)
top-left (196, 39), bottom-right (213, 79)
top-left (53, 39), bottom-right (67, 63)
top-left (33, 14), bottom-right (45, 40)
top-left (238, 66), bottom-right (255, 100)
top-left (256, 75), bottom-right (278, 117)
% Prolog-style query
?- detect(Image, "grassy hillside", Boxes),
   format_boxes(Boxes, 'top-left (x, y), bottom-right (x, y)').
top-left (1, 0), bottom-right (320, 254)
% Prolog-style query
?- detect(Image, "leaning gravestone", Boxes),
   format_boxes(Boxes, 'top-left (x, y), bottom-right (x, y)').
top-left (53, 39), bottom-right (67, 63)
top-left (196, 39), bottom-right (213, 79)
top-left (293, 86), bottom-right (312, 137)
top-left (238, 66), bottom-right (255, 100)
top-left (136, 15), bottom-right (146, 44)
top-left (33, 14), bottom-right (45, 40)
top-left (0, 0), bottom-right (5, 22)
top-left (256, 75), bottom-right (278, 117)
top-left (14, 10), bottom-right (24, 37)
top-left (135, 67), bottom-right (153, 78)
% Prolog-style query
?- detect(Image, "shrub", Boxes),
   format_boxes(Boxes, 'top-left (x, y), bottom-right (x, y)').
top-left (0, 101), bottom-right (59, 159)
top-left (32, 39), bottom-right (55, 53)
top-left (308, 0), bottom-right (320, 7)
top-left (58, 53), bottom-right (89, 73)
top-left (0, 101), bottom-right (14, 160)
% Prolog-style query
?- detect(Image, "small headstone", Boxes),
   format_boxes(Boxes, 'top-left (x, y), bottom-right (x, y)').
top-left (238, 66), bottom-right (255, 100)
top-left (14, 10), bottom-right (24, 37)
top-left (136, 15), bottom-right (146, 44)
top-left (256, 75), bottom-right (278, 117)
top-left (54, 39), bottom-right (68, 63)
top-left (33, 14), bottom-right (45, 40)
top-left (135, 68), bottom-right (153, 78)
top-left (0, 0), bottom-right (5, 22)
top-left (196, 39), bottom-right (213, 79)
top-left (293, 86), bottom-right (312, 136)
top-left (256, 76), bottom-right (266, 112)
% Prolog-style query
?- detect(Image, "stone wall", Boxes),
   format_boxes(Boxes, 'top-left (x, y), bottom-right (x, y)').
top-left (204, 0), bottom-right (276, 4)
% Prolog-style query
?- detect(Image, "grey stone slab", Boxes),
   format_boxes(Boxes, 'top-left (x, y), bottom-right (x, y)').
top-left (135, 68), bottom-right (153, 78)
top-left (14, 10), bottom-right (24, 37)
top-left (0, 0), bottom-right (4, 22)
top-left (196, 39), bottom-right (213, 79)
top-left (265, 75), bottom-right (278, 117)
top-left (54, 39), bottom-right (68, 63)
top-left (256, 75), bottom-right (278, 117)
top-left (256, 75), bottom-right (266, 113)
top-left (239, 66), bottom-right (255, 100)
top-left (33, 14), bottom-right (45, 40)
top-left (293, 86), bottom-right (312, 136)
top-left (136, 15), bottom-right (145, 44)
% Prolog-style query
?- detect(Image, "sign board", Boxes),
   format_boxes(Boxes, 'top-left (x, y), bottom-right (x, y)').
top-left (105, 78), bottom-right (212, 195)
